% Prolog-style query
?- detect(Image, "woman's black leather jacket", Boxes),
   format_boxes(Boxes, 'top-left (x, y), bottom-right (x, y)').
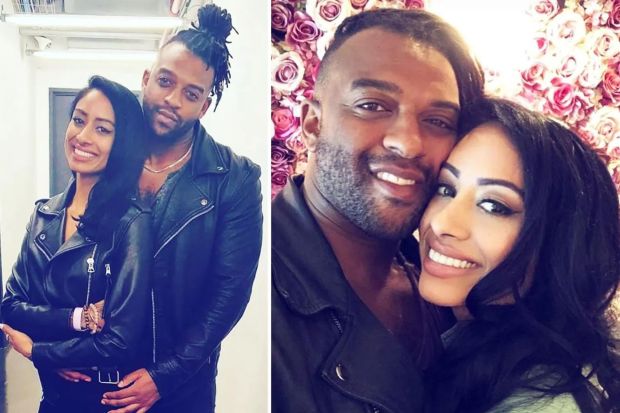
top-left (1, 183), bottom-right (153, 371)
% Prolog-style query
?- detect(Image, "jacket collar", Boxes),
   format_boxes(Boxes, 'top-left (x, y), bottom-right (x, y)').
top-left (272, 176), bottom-right (421, 316)
top-left (272, 175), bottom-right (352, 316)
top-left (34, 179), bottom-right (96, 260)
top-left (37, 179), bottom-right (75, 216)
top-left (273, 176), bottom-right (426, 413)
top-left (189, 122), bottom-right (228, 177)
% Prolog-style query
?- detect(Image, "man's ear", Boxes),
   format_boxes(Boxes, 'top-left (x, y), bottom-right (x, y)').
top-left (141, 69), bottom-right (151, 90)
top-left (200, 97), bottom-right (212, 118)
top-left (301, 99), bottom-right (321, 153)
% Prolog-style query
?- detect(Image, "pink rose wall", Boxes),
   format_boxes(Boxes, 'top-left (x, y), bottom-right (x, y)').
top-left (270, 0), bottom-right (620, 199)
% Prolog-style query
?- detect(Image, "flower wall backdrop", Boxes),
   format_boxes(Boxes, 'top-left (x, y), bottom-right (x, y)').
top-left (271, 0), bottom-right (620, 199)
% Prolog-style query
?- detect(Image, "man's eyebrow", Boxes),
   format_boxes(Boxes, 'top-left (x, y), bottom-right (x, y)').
top-left (157, 68), bottom-right (206, 94)
top-left (350, 78), bottom-right (459, 113)
top-left (350, 78), bottom-right (402, 94)
top-left (431, 100), bottom-right (460, 114)
top-left (73, 108), bottom-right (115, 126)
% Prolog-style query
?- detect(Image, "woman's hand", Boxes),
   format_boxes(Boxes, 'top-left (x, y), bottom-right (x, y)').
top-left (57, 368), bottom-right (92, 382)
top-left (0, 323), bottom-right (33, 359)
top-left (80, 300), bottom-right (106, 333)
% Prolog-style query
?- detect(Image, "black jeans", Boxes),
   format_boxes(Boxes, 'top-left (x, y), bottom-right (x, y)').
top-left (38, 370), bottom-right (120, 413)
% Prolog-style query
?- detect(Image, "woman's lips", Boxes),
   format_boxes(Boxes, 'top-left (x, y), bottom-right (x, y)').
top-left (421, 237), bottom-right (480, 278)
top-left (71, 145), bottom-right (96, 161)
top-left (428, 248), bottom-right (475, 269)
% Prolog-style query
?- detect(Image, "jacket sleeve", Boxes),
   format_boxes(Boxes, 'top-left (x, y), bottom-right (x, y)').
top-left (147, 163), bottom-right (263, 397)
top-left (30, 210), bottom-right (153, 369)
top-left (1, 206), bottom-right (74, 341)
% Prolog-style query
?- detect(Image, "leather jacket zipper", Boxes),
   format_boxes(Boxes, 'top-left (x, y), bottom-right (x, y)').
top-left (330, 311), bottom-right (384, 413)
top-left (153, 204), bottom-right (215, 258)
top-left (330, 311), bottom-right (343, 334)
top-left (151, 204), bottom-right (215, 362)
top-left (151, 289), bottom-right (157, 363)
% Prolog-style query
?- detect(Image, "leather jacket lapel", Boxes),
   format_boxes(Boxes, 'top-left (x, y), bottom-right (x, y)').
top-left (322, 299), bottom-right (424, 413)
top-left (154, 125), bottom-right (225, 255)
top-left (33, 180), bottom-right (96, 261)
top-left (155, 177), bottom-right (214, 256)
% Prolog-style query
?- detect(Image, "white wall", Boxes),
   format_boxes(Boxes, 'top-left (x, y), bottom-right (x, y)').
top-left (0, 25), bottom-right (35, 289)
top-left (0, 0), bottom-right (269, 411)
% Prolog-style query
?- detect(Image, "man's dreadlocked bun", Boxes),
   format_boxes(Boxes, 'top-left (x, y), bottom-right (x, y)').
top-left (193, 4), bottom-right (234, 44)
top-left (165, 3), bottom-right (235, 110)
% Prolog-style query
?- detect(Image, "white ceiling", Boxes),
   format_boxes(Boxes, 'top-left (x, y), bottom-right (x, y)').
top-left (1, 0), bottom-right (210, 55)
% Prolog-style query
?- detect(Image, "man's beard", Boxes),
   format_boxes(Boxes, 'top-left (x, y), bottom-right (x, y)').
top-left (143, 101), bottom-right (196, 143)
top-left (313, 138), bottom-right (432, 241)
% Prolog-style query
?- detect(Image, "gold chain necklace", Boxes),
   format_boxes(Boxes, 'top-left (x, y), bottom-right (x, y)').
top-left (143, 142), bottom-right (193, 174)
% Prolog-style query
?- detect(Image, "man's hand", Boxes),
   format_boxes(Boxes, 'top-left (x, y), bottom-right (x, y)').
top-left (1, 323), bottom-right (33, 359)
top-left (101, 368), bottom-right (160, 413)
top-left (57, 368), bottom-right (92, 382)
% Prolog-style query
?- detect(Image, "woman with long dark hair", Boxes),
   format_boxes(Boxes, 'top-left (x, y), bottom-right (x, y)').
top-left (419, 97), bottom-right (620, 412)
top-left (1, 75), bottom-right (152, 413)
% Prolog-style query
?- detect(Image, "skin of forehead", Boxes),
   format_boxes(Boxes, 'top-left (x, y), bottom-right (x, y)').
top-left (317, 27), bottom-right (452, 97)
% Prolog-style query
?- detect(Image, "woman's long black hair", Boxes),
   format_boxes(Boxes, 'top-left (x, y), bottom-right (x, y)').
top-left (70, 75), bottom-right (146, 243)
top-left (425, 97), bottom-right (620, 413)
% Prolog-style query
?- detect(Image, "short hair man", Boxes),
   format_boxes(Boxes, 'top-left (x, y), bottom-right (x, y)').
top-left (272, 8), bottom-right (484, 412)
top-left (98, 4), bottom-right (263, 412)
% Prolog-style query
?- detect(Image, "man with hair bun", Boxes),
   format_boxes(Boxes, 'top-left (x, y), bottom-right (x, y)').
top-left (99, 4), bottom-right (263, 412)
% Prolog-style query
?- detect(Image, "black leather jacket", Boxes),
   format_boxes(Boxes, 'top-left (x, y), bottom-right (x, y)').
top-left (272, 176), bottom-right (426, 413)
top-left (146, 123), bottom-right (263, 407)
top-left (1, 182), bottom-right (153, 373)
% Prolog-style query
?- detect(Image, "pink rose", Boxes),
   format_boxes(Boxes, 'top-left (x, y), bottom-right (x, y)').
top-left (350, 0), bottom-right (369, 9)
top-left (547, 11), bottom-right (587, 46)
top-left (404, 0), bottom-right (424, 8)
top-left (602, 63), bottom-right (620, 105)
top-left (569, 89), bottom-right (596, 125)
top-left (272, 51), bottom-right (306, 93)
top-left (581, 0), bottom-right (613, 28)
top-left (585, 28), bottom-right (620, 60)
top-left (285, 134), bottom-right (308, 155)
top-left (285, 12), bottom-right (321, 45)
top-left (271, 159), bottom-right (293, 199)
top-left (609, 0), bottom-right (620, 29)
top-left (527, 0), bottom-right (560, 22)
top-left (545, 78), bottom-right (593, 122)
top-left (521, 61), bottom-right (549, 92)
top-left (272, 107), bottom-right (301, 140)
top-left (608, 162), bottom-right (620, 196)
top-left (306, 0), bottom-right (353, 31)
top-left (272, 166), bottom-right (292, 188)
top-left (272, 2), bottom-right (295, 32)
top-left (303, 54), bottom-right (322, 83)
top-left (583, 106), bottom-right (620, 149)
top-left (272, 141), bottom-right (296, 168)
